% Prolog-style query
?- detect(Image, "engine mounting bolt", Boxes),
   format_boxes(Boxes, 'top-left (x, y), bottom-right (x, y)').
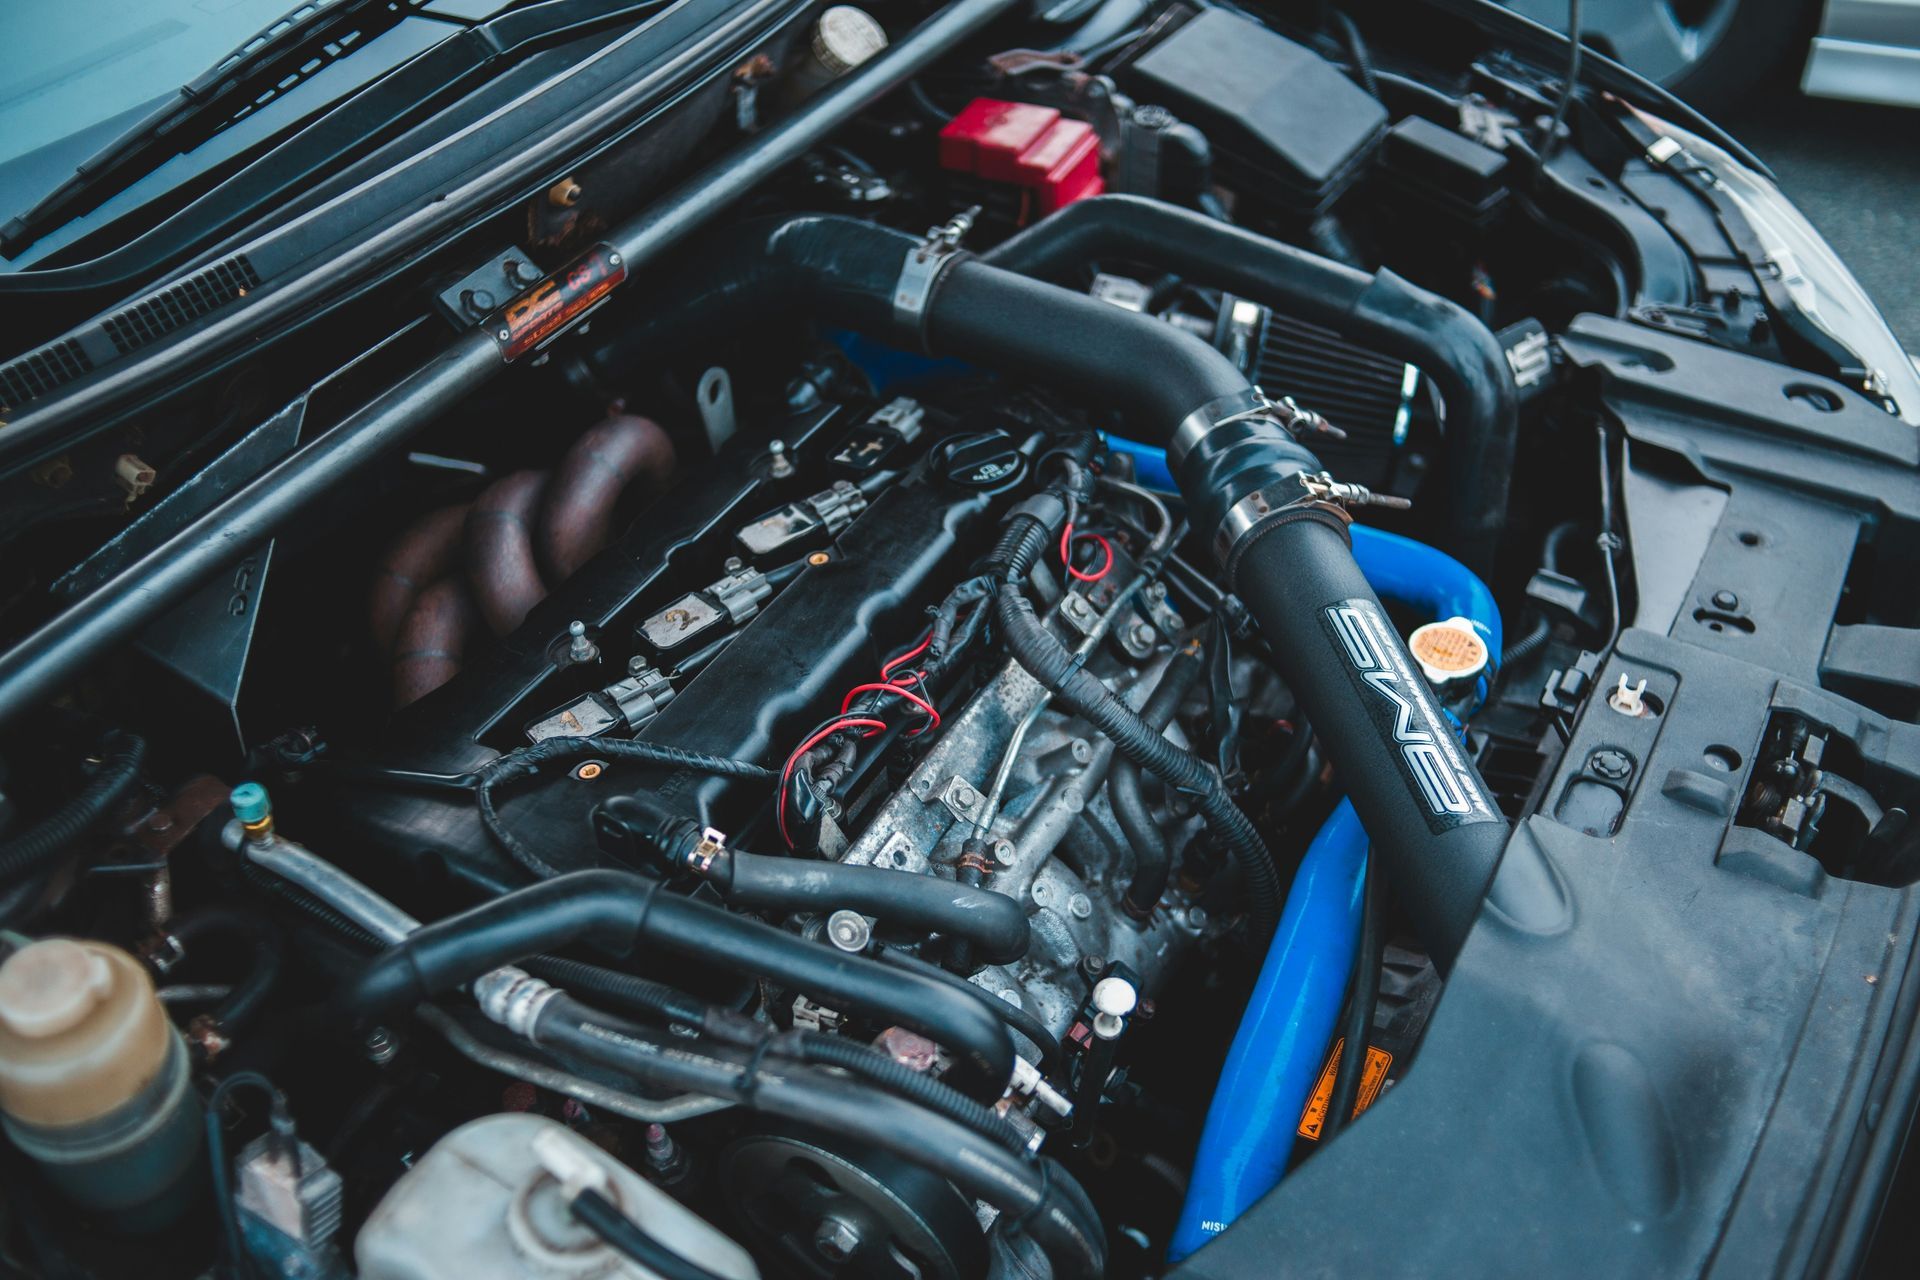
top-left (1068, 893), bottom-right (1094, 920)
top-left (992, 839), bottom-right (1016, 866)
top-left (1081, 955), bottom-right (1105, 978)
top-left (1129, 621), bottom-right (1156, 647)
top-left (825, 909), bottom-right (871, 953)
top-left (1711, 590), bottom-right (1740, 610)
top-left (1588, 749), bottom-right (1633, 781)
top-left (814, 1217), bottom-right (863, 1263)
top-left (767, 439), bottom-right (795, 479)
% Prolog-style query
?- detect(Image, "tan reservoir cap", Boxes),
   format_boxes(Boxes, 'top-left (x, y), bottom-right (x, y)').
top-left (1407, 617), bottom-right (1490, 687)
top-left (812, 7), bottom-right (887, 76)
top-left (0, 938), bottom-right (172, 1128)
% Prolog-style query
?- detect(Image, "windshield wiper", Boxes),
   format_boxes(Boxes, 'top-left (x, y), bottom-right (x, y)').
top-left (1, 0), bottom-right (420, 258)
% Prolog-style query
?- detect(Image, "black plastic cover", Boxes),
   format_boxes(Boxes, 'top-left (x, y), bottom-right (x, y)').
top-left (1122, 9), bottom-right (1386, 214)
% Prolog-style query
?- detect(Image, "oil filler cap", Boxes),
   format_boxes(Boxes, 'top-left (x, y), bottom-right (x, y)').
top-left (1407, 616), bottom-right (1490, 687)
top-left (932, 431), bottom-right (1026, 492)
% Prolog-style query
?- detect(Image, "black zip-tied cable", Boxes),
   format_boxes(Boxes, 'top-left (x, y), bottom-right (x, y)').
top-left (984, 508), bottom-right (1283, 932)
top-left (472, 737), bottom-right (773, 880)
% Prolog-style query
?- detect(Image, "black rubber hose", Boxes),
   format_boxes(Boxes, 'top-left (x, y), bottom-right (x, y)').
top-left (928, 257), bottom-right (1255, 448)
top-left (1325, 851), bottom-right (1384, 1139)
top-left (520, 956), bottom-right (707, 1026)
top-left (789, 1031), bottom-right (1029, 1156)
top-left (716, 850), bottom-right (1030, 965)
top-left (535, 995), bottom-right (1105, 1277)
top-left (981, 195), bottom-right (1519, 575)
top-left (166, 908), bottom-right (285, 1032)
top-left (989, 518), bottom-right (1282, 931)
top-left (343, 870), bottom-right (1015, 1097)
top-left (594, 792), bottom-right (1031, 965)
top-left (1226, 511), bottom-right (1507, 971)
top-left (1114, 639), bottom-right (1206, 918)
top-left (602, 214), bottom-right (1257, 457)
top-left (571, 1188), bottom-right (729, 1280)
top-left (0, 729), bottom-right (145, 886)
top-left (877, 947), bottom-right (1064, 1077)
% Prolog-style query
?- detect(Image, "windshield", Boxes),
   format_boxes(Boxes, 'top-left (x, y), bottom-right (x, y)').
top-left (0, 0), bottom-right (303, 169)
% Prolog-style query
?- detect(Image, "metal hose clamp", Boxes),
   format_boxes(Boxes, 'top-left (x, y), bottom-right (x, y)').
top-left (892, 206), bottom-right (977, 343)
top-left (1216, 470), bottom-right (1411, 576)
top-left (1168, 387), bottom-right (1345, 474)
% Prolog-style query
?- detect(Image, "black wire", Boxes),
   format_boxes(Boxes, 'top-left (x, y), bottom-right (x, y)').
top-left (1540, 0), bottom-right (1584, 160)
top-left (1325, 852), bottom-right (1383, 1138)
top-left (1500, 614), bottom-right (1553, 670)
top-left (474, 736), bottom-right (772, 880)
top-left (570, 1188), bottom-right (730, 1280)
top-left (1329, 10), bottom-right (1381, 98)
top-left (1594, 420), bottom-right (1623, 654)
top-left (205, 1072), bottom-right (283, 1280)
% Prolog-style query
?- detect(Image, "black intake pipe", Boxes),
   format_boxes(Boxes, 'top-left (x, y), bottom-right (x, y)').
top-left (344, 869), bottom-right (1015, 1095)
top-left (983, 195), bottom-right (1520, 576)
top-left (602, 208), bottom-right (1510, 966)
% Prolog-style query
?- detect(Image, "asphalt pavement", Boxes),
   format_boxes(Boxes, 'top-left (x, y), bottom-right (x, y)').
top-left (1724, 93), bottom-right (1920, 354)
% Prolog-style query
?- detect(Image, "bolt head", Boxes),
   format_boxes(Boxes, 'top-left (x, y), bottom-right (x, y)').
top-left (814, 1217), bottom-right (862, 1262)
top-left (1068, 893), bottom-right (1094, 920)
top-left (1589, 749), bottom-right (1633, 781)
top-left (1711, 590), bottom-right (1739, 610)
top-left (992, 840), bottom-right (1016, 866)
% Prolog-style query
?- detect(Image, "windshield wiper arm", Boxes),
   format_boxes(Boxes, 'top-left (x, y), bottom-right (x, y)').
top-left (1, 0), bottom-right (417, 258)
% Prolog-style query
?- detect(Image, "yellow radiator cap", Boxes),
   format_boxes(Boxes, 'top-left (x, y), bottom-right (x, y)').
top-left (1407, 616), bottom-right (1489, 687)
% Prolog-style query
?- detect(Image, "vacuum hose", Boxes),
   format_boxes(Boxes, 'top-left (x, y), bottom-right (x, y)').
top-left (619, 207), bottom-right (1508, 968)
top-left (343, 869), bottom-right (1016, 1097)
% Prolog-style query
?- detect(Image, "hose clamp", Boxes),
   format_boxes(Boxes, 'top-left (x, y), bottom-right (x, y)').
top-left (686, 826), bottom-right (727, 876)
top-left (1214, 471), bottom-right (1411, 570)
top-left (1168, 388), bottom-right (1346, 474)
top-left (892, 207), bottom-right (977, 344)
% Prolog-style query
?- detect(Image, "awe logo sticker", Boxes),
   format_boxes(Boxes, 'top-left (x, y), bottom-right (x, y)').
top-left (1323, 599), bottom-right (1498, 831)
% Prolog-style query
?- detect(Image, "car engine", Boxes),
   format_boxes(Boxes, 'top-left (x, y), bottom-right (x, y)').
top-left (1, 2), bottom-right (1917, 1278)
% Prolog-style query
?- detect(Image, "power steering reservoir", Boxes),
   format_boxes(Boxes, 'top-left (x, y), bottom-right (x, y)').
top-left (0, 937), bottom-right (204, 1230)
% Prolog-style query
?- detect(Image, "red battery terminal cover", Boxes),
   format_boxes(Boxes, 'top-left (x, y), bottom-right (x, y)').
top-left (937, 98), bottom-right (1105, 214)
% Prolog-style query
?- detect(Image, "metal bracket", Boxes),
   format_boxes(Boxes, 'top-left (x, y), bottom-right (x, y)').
top-left (938, 775), bottom-right (986, 826)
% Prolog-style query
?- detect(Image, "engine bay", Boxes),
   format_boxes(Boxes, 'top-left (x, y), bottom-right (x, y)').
top-left (2, 2), bottom-right (1918, 1277)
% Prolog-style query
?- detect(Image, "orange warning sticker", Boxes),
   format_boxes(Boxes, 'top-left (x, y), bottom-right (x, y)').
top-left (1296, 1037), bottom-right (1393, 1140)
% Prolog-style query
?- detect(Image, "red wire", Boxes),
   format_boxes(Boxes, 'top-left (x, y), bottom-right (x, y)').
top-left (1061, 523), bottom-right (1114, 583)
top-left (839, 682), bottom-right (941, 732)
top-left (880, 630), bottom-right (934, 683)
top-left (778, 716), bottom-right (888, 847)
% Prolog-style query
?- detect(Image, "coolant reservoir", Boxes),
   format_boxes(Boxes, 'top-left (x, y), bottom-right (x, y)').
top-left (357, 1113), bottom-right (759, 1280)
top-left (0, 937), bottom-right (204, 1230)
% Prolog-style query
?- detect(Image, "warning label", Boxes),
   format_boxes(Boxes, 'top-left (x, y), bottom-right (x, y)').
top-left (1297, 1037), bottom-right (1393, 1140)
